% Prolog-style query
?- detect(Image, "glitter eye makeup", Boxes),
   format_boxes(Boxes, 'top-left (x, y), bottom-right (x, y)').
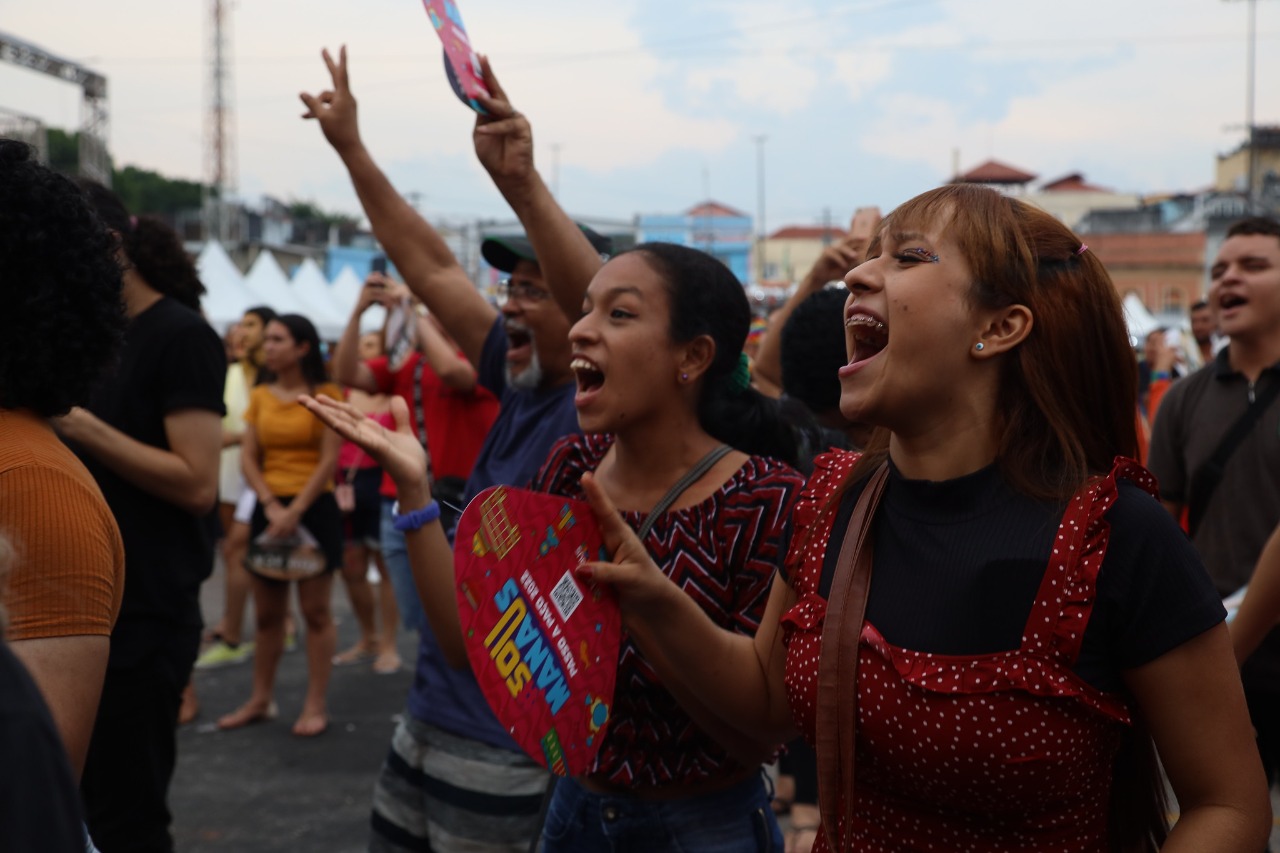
top-left (903, 247), bottom-right (940, 263)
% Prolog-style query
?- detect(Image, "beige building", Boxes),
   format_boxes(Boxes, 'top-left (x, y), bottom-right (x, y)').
top-left (1216, 126), bottom-right (1280, 194)
top-left (755, 225), bottom-right (846, 285)
top-left (952, 161), bottom-right (1140, 231)
top-left (1026, 173), bottom-right (1142, 231)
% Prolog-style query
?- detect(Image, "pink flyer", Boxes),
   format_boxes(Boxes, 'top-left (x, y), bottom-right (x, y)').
top-left (422, 0), bottom-right (490, 113)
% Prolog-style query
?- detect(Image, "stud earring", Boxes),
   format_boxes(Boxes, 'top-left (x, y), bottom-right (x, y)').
top-left (974, 342), bottom-right (985, 351)
top-left (681, 372), bottom-right (689, 381)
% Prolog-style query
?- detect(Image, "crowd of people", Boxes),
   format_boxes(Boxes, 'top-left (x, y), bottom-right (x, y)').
top-left (2, 40), bottom-right (1280, 853)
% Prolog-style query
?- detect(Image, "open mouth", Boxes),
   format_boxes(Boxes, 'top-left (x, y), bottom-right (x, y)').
top-left (571, 356), bottom-right (605, 396)
top-left (1219, 293), bottom-right (1247, 311)
top-left (845, 313), bottom-right (888, 364)
top-left (505, 323), bottom-right (533, 362)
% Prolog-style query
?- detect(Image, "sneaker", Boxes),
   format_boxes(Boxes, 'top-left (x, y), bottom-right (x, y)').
top-left (194, 640), bottom-right (255, 669)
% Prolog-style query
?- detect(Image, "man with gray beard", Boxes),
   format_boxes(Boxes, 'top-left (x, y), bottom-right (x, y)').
top-left (301, 46), bottom-right (610, 851)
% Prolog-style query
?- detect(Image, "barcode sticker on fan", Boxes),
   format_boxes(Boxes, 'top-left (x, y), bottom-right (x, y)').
top-left (550, 571), bottom-right (584, 622)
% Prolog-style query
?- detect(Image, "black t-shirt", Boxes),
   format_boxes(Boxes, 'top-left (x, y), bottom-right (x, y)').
top-left (74, 297), bottom-right (226, 673)
top-left (810, 461), bottom-right (1224, 693)
top-left (0, 643), bottom-right (85, 853)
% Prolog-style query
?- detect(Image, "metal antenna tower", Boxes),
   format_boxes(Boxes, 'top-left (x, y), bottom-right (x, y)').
top-left (203, 0), bottom-right (237, 244)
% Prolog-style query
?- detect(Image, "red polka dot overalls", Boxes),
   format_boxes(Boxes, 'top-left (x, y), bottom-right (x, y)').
top-left (782, 452), bottom-right (1155, 852)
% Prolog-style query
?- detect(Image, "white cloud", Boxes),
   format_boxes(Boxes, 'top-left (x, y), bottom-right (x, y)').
top-left (2, 0), bottom-right (1276, 222)
top-left (668, 0), bottom-right (853, 115)
top-left (0, 0), bottom-right (739, 197)
top-left (831, 50), bottom-right (893, 101)
top-left (856, 0), bottom-right (1275, 193)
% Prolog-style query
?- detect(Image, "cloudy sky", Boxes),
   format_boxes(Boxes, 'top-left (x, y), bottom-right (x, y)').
top-left (1, 0), bottom-right (1276, 231)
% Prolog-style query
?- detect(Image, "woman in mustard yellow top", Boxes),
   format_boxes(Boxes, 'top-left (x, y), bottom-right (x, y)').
top-left (219, 314), bottom-right (343, 736)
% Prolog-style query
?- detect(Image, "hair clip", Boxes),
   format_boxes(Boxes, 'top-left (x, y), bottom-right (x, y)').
top-left (1076, 243), bottom-right (1088, 255)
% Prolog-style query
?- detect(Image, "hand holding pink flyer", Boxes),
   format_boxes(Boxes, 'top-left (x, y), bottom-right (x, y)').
top-left (454, 486), bottom-right (621, 777)
top-left (422, 0), bottom-right (490, 113)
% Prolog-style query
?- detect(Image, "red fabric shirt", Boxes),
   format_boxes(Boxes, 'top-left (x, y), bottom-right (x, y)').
top-left (781, 451), bottom-right (1151, 852)
top-left (366, 352), bottom-right (500, 498)
top-left (531, 433), bottom-right (804, 789)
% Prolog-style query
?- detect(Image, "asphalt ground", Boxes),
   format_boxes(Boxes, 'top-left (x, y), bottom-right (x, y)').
top-left (172, 559), bottom-right (418, 852)
top-left (171, 556), bottom-right (1280, 852)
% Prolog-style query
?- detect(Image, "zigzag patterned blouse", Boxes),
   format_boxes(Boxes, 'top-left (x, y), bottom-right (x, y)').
top-left (531, 432), bottom-right (804, 788)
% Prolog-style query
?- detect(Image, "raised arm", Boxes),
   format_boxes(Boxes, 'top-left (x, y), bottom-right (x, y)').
top-left (576, 473), bottom-right (797, 744)
top-left (472, 58), bottom-right (605, 322)
top-left (333, 275), bottom-right (393, 392)
top-left (415, 311), bottom-right (478, 392)
top-left (1231, 522), bottom-right (1280, 664)
top-left (299, 392), bottom-right (468, 668)
top-left (753, 236), bottom-right (865, 394)
top-left (300, 46), bottom-right (496, 367)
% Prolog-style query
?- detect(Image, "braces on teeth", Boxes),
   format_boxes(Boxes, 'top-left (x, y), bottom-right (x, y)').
top-left (846, 316), bottom-right (886, 333)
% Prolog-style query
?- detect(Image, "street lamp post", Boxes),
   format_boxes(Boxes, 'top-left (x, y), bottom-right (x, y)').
top-left (754, 135), bottom-right (767, 284)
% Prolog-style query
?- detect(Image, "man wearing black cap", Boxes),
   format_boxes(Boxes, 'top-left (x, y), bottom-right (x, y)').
top-left (301, 46), bottom-right (609, 852)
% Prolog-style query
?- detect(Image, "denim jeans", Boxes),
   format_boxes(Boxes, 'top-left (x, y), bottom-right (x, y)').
top-left (379, 499), bottom-right (426, 634)
top-left (540, 773), bottom-right (781, 852)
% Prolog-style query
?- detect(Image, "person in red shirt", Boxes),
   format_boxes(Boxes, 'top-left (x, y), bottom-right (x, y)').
top-left (332, 274), bottom-right (499, 633)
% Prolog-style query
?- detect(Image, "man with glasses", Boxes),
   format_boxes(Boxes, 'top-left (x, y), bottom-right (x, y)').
top-left (301, 46), bottom-right (609, 852)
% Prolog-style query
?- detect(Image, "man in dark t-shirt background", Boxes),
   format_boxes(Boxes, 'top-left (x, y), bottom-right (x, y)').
top-left (59, 184), bottom-right (226, 853)
top-left (1149, 215), bottom-right (1280, 794)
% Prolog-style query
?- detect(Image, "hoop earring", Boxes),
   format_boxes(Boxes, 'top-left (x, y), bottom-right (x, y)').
top-left (974, 342), bottom-right (985, 352)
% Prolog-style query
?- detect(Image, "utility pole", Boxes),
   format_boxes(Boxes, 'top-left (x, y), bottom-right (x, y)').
top-left (754, 135), bottom-right (767, 284)
top-left (1245, 0), bottom-right (1257, 204)
top-left (1227, 0), bottom-right (1271, 204)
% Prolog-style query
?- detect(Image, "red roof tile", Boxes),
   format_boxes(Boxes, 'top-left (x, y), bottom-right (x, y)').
top-left (767, 225), bottom-right (846, 240)
top-left (685, 200), bottom-right (750, 219)
top-left (1040, 172), bottom-right (1111, 193)
top-left (954, 159), bottom-right (1037, 184)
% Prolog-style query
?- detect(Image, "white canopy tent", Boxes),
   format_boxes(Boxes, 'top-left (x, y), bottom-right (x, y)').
top-left (241, 251), bottom-right (311, 324)
top-left (289, 257), bottom-right (348, 340)
top-left (196, 241), bottom-right (255, 333)
top-left (1122, 293), bottom-right (1160, 348)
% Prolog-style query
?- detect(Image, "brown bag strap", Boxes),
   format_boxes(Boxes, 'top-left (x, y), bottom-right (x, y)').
top-left (816, 462), bottom-right (889, 853)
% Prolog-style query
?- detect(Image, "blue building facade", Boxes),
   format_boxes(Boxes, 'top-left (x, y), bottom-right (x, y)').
top-left (636, 201), bottom-right (754, 283)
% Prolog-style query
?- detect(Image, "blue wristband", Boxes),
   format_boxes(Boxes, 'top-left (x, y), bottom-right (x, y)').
top-left (392, 499), bottom-right (441, 532)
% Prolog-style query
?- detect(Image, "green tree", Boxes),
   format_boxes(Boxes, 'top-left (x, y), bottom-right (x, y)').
top-left (287, 200), bottom-right (358, 228)
top-left (112, 166), bottom-right (204, 217)
top-left (46, 128), bottom-right (79, 175)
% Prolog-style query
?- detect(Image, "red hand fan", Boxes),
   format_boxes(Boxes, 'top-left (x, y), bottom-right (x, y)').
top-left (454, 486), bottom-right (620, 776)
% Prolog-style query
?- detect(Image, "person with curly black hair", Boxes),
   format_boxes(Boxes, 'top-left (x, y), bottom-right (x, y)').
top-left (0, 139), bottom-right (127, 853)
top-left (0, 137), bottom-right (128, 780)
top-left (57, 181), bottom-right (225, 853)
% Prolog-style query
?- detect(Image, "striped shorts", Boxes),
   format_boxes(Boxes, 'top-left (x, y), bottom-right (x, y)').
top-left (370, 716), bottom-right (549, 852)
